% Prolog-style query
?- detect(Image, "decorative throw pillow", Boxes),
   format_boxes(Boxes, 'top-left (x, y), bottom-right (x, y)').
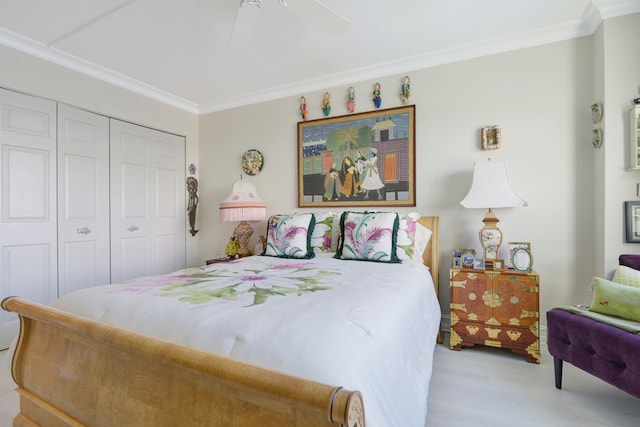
top-left (612, 265), bottom-right (640, 288)
top-left (413, 222), bottom-right (433, 263)
top-left (590, 276), bottom-right (640, 322)
top-left (310, 211), bottom-right (337, 253)
top-left (335, 211), bottom-right (400, 263)
top-left (396, 212), bottom-right (420, 261)
top-left (263, 213), bottom-right (315, 259)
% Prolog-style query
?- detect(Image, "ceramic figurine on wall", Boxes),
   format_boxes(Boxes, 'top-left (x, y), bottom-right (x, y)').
top-left (299, 96), bottom-right (308, 120)
top-left (372, 82), bottom-right (382, 109)
top-left (322, 92), bottom-right (331, 116)
top-left (346, 87), bottom-right (356, 113)
top-left (186, 177), bottom-right (199, 236)
top-left (400, 75), bottom-right (411, 104)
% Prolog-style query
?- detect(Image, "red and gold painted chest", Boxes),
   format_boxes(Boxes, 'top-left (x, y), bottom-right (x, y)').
top-left (449, 269), bottom-right (540, 363)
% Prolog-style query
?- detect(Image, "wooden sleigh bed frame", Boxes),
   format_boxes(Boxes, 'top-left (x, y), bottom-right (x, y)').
top-left (2, 216), bottom-right (440, 427)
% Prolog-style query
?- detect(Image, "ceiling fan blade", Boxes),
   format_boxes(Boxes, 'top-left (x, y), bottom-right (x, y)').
top-left (286, 0), bottom-right (351, 36)
top-left (229, 1), bottom-right (262, 48)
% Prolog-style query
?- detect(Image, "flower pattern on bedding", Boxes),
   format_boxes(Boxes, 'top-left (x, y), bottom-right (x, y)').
top-left (113, 261), bottom-right (338, 307)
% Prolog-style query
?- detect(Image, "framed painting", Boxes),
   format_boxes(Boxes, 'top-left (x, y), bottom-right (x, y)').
top-left (625, 201), bottom-right (640, 243)
top-left (297, 105), bottom-right (416, 207)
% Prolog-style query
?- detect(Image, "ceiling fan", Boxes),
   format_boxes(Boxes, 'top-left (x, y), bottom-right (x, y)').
top-left (229, 0), bottom-right (351, 48)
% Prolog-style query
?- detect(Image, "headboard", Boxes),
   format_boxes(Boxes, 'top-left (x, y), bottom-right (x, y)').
top-left (418, 216), bottom-right (441, 343)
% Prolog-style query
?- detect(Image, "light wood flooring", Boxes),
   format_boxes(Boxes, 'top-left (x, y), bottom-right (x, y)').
top-left (1, 336), bottom-right (639, 426)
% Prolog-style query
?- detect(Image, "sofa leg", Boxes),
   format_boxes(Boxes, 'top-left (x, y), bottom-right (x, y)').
top-left (554, 357), bottom-right (563, 389)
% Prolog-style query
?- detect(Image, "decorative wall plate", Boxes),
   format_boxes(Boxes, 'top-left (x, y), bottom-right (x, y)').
top-left (462, 251), bottom-right (475, 269)
top-left (241, 149), bottom-right (264, 176)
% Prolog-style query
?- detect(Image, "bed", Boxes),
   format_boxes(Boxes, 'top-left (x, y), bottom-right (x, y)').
top-left (3, 213), bottom-right (440, 427)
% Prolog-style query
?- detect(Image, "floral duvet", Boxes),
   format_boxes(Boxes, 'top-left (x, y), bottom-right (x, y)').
top-left (50, 253), bottom-right (441, 427)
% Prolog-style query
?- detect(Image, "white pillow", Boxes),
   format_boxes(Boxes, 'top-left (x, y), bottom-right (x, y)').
top-left (413, 222), bottom-right (433, 263)
top-left (395, 212), bottom-right (432, 262)
top-left (310, 211), bottom-right (337, 253)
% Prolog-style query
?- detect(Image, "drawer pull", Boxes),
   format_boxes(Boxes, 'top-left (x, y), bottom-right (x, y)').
top-left (127, 225), bottom-right (139, 232)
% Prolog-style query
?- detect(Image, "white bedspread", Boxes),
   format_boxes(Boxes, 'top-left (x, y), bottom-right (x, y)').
top-left (50, 253), bottom-right (441, 427)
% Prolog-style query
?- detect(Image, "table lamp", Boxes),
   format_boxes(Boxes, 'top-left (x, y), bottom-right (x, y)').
top-left (460, 160), bottom-right (526, 260)
top-left (219, 175), bottom-right (266, 257)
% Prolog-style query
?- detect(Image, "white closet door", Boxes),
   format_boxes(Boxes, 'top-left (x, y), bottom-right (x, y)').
top-left (57, 104), bottom-right (110, 296)
top-left (110, 119), bottom-right (186, 283)
top-left (0, 89), bottom-right (57, 349)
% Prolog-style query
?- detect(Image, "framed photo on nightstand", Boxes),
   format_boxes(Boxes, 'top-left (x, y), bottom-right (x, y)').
top-left (452, 248), bottom-right (475, 268)
top-left (507, 242), bottom-right (531, 269)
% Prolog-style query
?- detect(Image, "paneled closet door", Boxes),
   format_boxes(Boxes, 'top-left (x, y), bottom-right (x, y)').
top-left (110, 119), bottom-right (186, 283)
top-left (57, 104), bottom-right (111, 296)
top-left (0, 88), bottom-right (57, 349)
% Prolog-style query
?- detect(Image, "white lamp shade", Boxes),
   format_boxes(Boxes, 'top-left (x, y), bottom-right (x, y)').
top-left (219, 177), bottom-right (266, 222)
top-left (460, 161), bottom-right (526, 209)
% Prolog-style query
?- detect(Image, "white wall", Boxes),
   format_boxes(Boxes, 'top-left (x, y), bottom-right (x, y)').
top-left (600, 14), bottom-right (640, 272)
top-left (0, 44), bottom-right (201, 267)
top-left (199, 36), bottom-right (595, 324)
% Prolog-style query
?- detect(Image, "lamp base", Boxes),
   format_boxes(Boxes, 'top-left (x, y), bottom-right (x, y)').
top-left (233, 221), bottom-right (254, 257)
top-left (479, 209), bottom-right (502, 260)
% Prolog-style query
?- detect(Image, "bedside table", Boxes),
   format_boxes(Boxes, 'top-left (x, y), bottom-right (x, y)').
top-left (449, 268), bottom-right (540, 363)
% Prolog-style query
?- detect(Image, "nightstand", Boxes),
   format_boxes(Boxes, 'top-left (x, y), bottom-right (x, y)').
top-left (449, 268), bottom-right (540, 363)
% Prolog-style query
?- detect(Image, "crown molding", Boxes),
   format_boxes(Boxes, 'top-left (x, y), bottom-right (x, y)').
top-left (2, 2), bottom-right (638, 115)
top-left (0, 26), bottom-right (199, 114)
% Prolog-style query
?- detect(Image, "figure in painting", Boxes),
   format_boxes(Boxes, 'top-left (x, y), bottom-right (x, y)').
top-left (339, 156), bottom-right (361, 198)
top-left (346, 87), bottom-right (356, 113)
top-left (355, 149), bottom-right (367, 174)
top-left (323, 162), bottom-right (342, 201)
top-left (360, 148), bottom-right (384, 200)
top-left (186, 177), bottom-right (199, 236)
top-left (372, 82), bottom-right (382, 108)
top-left (401, 76), bottom-right (411, 104)
top-left (322, 92), bottom-right (331, 116)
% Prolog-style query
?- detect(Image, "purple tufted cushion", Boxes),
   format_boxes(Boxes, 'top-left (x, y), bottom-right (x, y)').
top-left (619, 254), bottom-right (640, 271)
top-left (547, 309), bottom-right (640, 398)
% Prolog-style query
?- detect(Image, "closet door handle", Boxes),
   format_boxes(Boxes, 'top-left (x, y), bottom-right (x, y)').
top-left (76, 227), bottom-right (92, 235)
top-left (127, 225), bottom-right (139, 232)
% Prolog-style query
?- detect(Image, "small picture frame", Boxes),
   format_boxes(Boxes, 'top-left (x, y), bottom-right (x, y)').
top-left (507, 242), bottom-right (531, 269)
top-left (452, 248), bottom-right (475, 268)
top-left (474, 258), bottom-right (485, 270)
top-left (512, 247), bottom-right (533, 272)
top-left (481, 125), bottom-right (502, 150)
top-left (492, 259), bottom-right (505, 271)
top-left (625, 201), bottom-right (640, 243)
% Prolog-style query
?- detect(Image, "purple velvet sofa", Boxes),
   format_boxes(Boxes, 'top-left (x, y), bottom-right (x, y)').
top-left (546, 255), bottom-right (640, 399)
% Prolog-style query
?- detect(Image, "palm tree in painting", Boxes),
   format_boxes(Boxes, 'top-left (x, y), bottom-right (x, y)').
top-left (336, 124), bottom-right (359, 151)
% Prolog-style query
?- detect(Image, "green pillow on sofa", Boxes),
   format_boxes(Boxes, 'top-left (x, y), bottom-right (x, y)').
top-left (612, 265), bottom-right (640, 288)
top-left (590, 277), bottom-right (640, 322)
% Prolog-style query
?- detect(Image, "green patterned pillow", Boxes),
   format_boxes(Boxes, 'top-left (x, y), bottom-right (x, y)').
top-left (335, 211), bottom-right (400, 263)
top-left (263, 213), bottom-right (315, 259)
top-left (590, 277), bottom-right (640, 322)
top-left (310, 211), bottom-right (337, 253)
top-left (612, 265), bottom-right (640, 288)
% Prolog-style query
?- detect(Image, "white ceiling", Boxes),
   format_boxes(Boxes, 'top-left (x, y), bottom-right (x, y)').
top-left (0, 0), bottom-right (638, 114)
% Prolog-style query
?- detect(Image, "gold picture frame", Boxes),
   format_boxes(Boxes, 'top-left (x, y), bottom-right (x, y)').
top-left (481, 125), bottom-right (502, 150)
top-left (297, 105), bottom-right (416, 207)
